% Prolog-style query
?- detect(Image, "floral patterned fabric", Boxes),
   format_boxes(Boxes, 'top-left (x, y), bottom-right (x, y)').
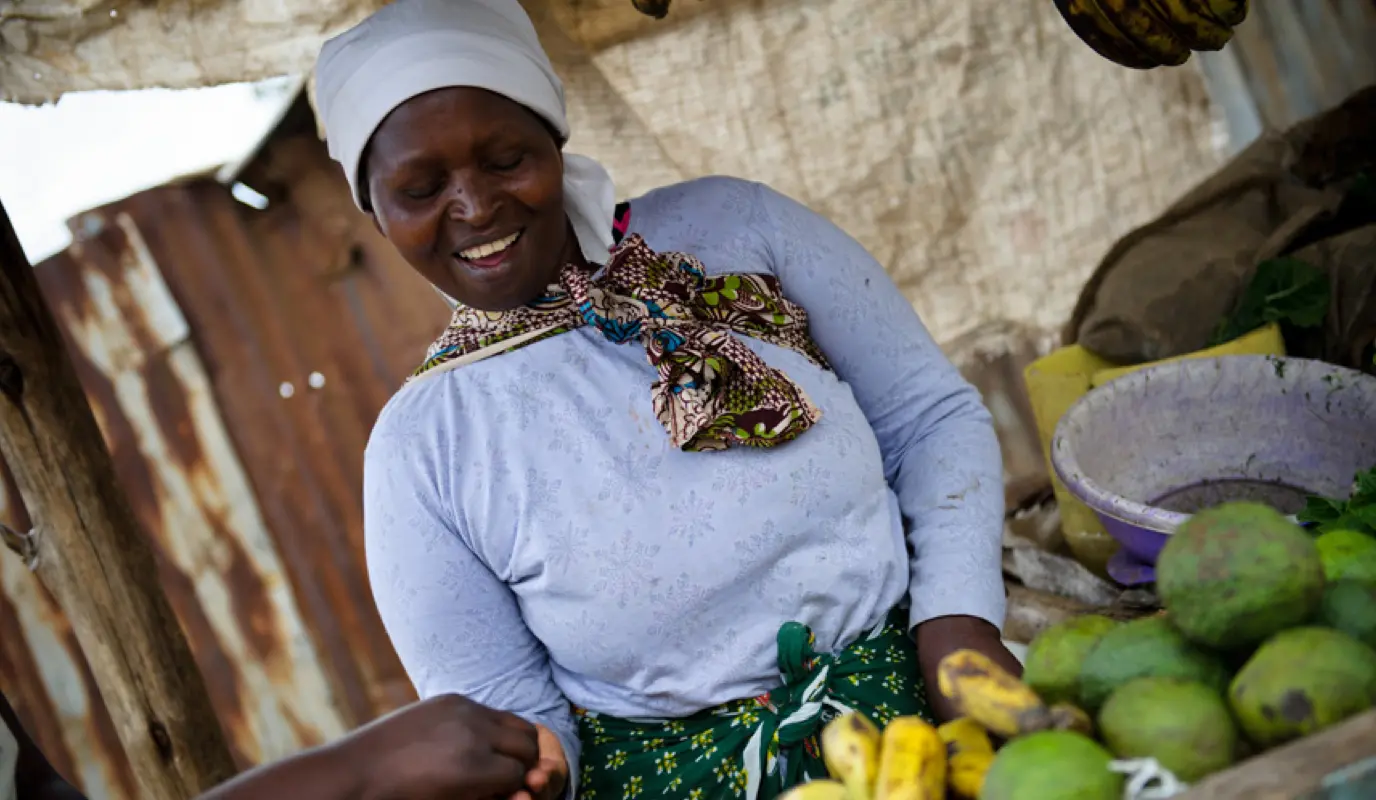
top-left (412, 227), bottom-right (831, 451)
top-left (574, 609), bottom-right (931, 800)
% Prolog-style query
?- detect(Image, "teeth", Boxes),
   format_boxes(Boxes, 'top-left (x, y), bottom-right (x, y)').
top-left (460, 231), bottom-right (520, 260)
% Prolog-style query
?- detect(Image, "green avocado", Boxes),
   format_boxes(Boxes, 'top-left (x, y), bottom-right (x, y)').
top-left (1097, 676), bottom-right (1238, 783)
top-left (1156, 502), bottom-right (1326, 650)
top-left (1318, 580), bottom-right (1376, 649)
top-left (1229, 626), bottom-right (1376, 748)
top-left (1315, 529), bottom-right (1376, 586)
top-left (981, 730), bottom-right (1122, 800)
top-left (1023, 615), bottom-right (1120, 706)
top-left (1076, 616), bottom-right (1229, 712)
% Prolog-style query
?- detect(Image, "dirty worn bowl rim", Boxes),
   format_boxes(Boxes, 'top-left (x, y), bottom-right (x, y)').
top-left (1049, 355), bottom-right (1374, 539)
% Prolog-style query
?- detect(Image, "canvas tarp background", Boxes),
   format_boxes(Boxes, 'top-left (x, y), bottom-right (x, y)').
top-left (3, 0), bottom-right (1224, 345)
top-left (1068, 85), bottom-right (1376, 372)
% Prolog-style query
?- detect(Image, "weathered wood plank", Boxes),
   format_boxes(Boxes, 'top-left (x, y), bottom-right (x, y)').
top-left (1179, 709), bottom-right (1376, 800)
top-left (0, 198), bottom-right (237, 797)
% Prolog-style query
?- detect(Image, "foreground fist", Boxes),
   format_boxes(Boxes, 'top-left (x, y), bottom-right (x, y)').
top-left (349, 694), bottom-right (541, 799)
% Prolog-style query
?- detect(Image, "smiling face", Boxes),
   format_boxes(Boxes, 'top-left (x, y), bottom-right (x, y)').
top-left (363, 87), bottom-right (582, 311)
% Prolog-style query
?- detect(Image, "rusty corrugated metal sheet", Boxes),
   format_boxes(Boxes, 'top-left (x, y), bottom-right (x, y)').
top-left (0, 467), bottom-right (138, 800)
top-left (118, 133), bottom-right (446, 719)
top-left (1200, 0), bottom-right (1376, 150)
top-left (0, 123), bottom-right (445, 796)
top-left (25, 209), bottom-right (349, 771)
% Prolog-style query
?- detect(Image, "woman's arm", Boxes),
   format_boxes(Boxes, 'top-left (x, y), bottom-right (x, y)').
top-left (751, 181), bottom-right (1018, 709)
top-left (363, 411), bottom-right (577, 799)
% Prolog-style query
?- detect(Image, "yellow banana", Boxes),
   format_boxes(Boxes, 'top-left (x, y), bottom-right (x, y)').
top-left (1048, 703), bottom-right (1095, 736)
top-left (1207, 0), bottom-right (1248, 26)
top-left (1090, 0), bottom-right (1192, 66)
top-left (779, 779), bottom-right (851, 800)
top-left (874, 716), bottom-right (946, 800)
top-left (948, 751), bottom-right (995, 799)
top-left (820, 712), bottom-right (880, 800)
top-left (937, 649), bottom-right (1051, 738)
top-left (1144, 0), bottom-right (1234, 50)
top-left (1051, 0), bottom-right (1161, 69)
top-left (937, 717), bottom-right (994, 758)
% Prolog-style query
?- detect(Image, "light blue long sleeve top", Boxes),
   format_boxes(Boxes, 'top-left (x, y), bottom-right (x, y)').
top-left (362, 176), bottom-right (1006, 785)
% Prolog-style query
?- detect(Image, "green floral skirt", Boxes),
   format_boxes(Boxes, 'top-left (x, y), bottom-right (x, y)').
top-left (574, 609), bottom-right (932, 800)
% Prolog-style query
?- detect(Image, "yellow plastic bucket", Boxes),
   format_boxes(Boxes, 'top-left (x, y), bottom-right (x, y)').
top-left (1022, 324), bottom-right (1286, 576)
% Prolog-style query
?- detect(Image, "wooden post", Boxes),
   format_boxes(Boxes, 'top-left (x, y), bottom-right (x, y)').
top-left (0, 197), bottom-right (237, 797)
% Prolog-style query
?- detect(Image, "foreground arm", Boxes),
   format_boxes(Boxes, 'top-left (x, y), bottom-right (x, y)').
top-left (363, 411), bottom-right (577, 799)
top-left (0, 690), bottom-right (86, 800)
top-left (197, 694), bottom-right (539, 800)
top-left (753, 181), bottom-right (1018, 715)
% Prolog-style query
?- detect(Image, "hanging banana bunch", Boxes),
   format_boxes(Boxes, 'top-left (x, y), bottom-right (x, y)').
top-left (632, 0), bottom-right (672, 19)
top-left (1052, 0), bottom-right (1250, 69)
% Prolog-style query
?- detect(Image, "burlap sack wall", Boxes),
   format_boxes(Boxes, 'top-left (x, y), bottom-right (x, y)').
top-left (6, 0), bottom-right (1224, 343)
top-left (534, 0), bottom-right (1226, 343)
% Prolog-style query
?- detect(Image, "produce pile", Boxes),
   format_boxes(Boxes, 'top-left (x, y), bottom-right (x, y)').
top-left (784, 501), bottom-right (1376, 800)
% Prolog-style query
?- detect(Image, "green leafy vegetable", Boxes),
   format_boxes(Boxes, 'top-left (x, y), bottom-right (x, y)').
top-left (1346, 171), bottom-right (1376, 216)
top-left (1300, 467), bottom-right (1376, 535)
top-left (1209, 257), bottom-right (1331, 347)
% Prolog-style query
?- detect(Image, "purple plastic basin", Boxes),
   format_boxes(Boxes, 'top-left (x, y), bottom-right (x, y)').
top-left (1050, 356), bottom-right (1376, 579)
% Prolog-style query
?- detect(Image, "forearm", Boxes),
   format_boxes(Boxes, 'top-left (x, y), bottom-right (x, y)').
top-left (196, 743), bottom-right (364, 800)
top-left (894, 392), bottom-right (1007, 632)
top-left (20, 776), bottom-right (88, 800)
top-left (1, 691), bottom-right (88, 800)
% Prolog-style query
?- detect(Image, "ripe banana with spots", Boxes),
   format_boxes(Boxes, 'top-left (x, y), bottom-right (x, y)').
top-left (779, 779), bottom-right (850, 800)
top-left (937, 649), bottom-right (1052, 738)
top-left (937, 718), bottom-right (995, 798)
top-left (630, 0), bottom-right (670, 19)
top-left (1048, 702), bottom-right (1095, 736)
top-left (1145, 0), bottom-right (1234, 49)
top-left (874, 716), bottom-right (946, 800)
top-left (937, 717), bottom-right (995, 758)
top-left (947, 750), bottom-right (995, 799)
top-left (820, 712), bottom-right (881, 800)
top-left (1092, 0), bottom-right (1191, 66)
top-left (1051, 0), bottom-right (1160, 70)
top-left (1207, 0), bottom-right (1248, 26)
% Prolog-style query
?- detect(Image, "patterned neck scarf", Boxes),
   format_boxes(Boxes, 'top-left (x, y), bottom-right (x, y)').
top-left (411, 213), bottom-right (831, 452)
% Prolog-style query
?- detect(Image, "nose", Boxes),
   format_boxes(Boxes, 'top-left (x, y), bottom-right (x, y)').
top-left (445, 173), bottom-right (499, 229)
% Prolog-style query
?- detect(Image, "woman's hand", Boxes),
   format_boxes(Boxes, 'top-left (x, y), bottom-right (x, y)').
top-left (509, 724), bottom-right (569, 800)
top-left (915, 615), bottom-right (1024, 722)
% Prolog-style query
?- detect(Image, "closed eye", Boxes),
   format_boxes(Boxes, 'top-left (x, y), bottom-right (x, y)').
top-left (402, 183), bottom-right (443, 200)
top-left (490, 153), bottom-right (525, 172)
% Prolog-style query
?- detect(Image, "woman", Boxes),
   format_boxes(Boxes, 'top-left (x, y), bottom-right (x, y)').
top-left (316, 1), bottom-right (1018, 797)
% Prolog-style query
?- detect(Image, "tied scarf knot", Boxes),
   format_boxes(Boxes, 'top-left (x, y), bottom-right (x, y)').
top-left (413, 235), bottom-right (832, 452)
top-left (739, 621), bottom-right (853, 799)
top-left (770, 622), bottom-right (831, 748)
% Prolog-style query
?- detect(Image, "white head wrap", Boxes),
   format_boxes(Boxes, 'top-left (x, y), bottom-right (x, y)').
top-left (314, 0), bottom-right (617, 270)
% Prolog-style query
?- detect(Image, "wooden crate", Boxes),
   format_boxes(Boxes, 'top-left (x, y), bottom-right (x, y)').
top-left (1177, 709), bottom-right (1376, 799)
